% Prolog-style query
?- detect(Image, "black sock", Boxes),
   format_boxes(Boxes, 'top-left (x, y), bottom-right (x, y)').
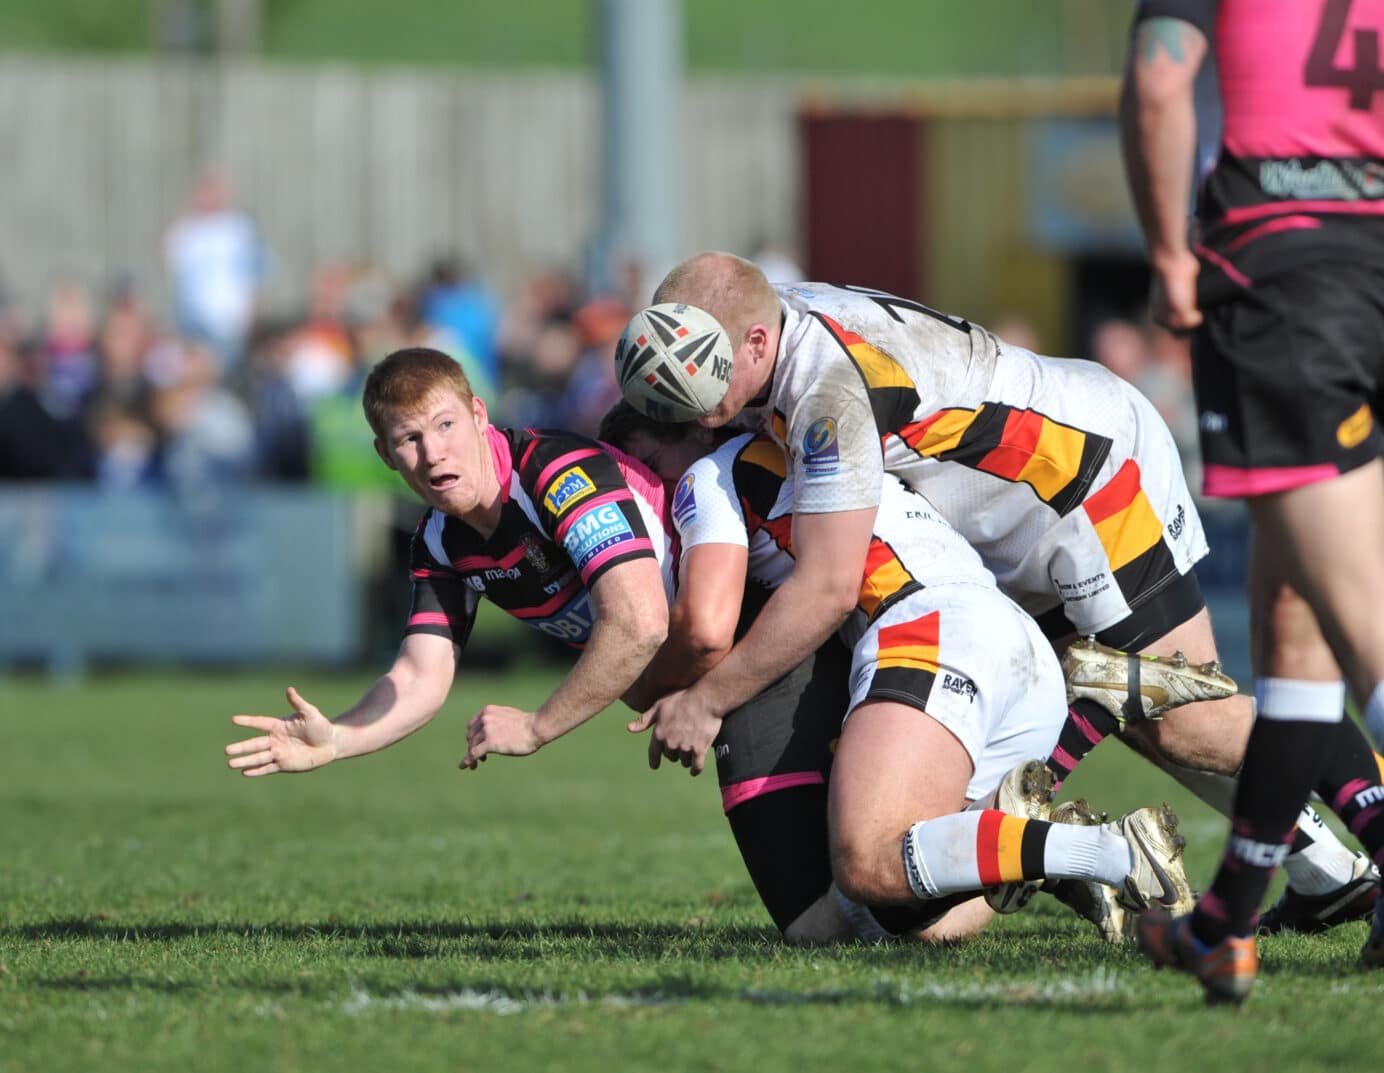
top-left (868, 893), bottom-right (976, 937)
top-left (725, 785), bottom-right (832, 933)
top-left (1194, 714), bottom-right (1338, 943)
top-left (1319, 718), bottom-right (1384, 867)
top-left (1044, 699), bottom-right (1122, 790)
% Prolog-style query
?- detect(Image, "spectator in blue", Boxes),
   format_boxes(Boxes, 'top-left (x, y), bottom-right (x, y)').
top-left (420, 256), bottom-right (500, 393)
top-left (164, 170), bottom-right (267, 371)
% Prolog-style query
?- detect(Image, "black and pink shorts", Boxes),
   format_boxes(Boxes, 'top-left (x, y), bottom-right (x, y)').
top-left (1194, 262), bottom-right (1384, 498)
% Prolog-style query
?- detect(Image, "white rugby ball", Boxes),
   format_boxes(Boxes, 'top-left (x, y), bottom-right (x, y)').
top-left (615, 303), bottom-right (733, 422)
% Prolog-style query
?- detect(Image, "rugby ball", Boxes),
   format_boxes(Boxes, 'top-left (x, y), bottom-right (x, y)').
top-left (615, 303), bottom-right (733, 422)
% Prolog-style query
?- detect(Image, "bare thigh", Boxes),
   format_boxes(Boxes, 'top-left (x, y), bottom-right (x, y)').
top-left (828, 699), bottom-right (974, 905)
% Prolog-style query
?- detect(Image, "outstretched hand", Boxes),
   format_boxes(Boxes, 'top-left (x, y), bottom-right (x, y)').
top-left (225, 686), bottom-right (337, 777)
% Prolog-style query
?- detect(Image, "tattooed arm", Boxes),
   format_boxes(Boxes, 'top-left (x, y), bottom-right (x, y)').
top-left (1119, 9), bottom-right (1211, 331)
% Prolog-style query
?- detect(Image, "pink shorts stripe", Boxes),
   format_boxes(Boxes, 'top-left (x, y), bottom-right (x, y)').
top-left (408, 611), bottom-right (451, 627)
top-left (720, 771), bottom-right (825, 813)
top-left (1224, 215), bottom-right (1322, 254)
top-left (1049, 744), bottom-right (1078, 772)
top-left (1194, 242), bottom-right (1252, 289)
top-left (1203, 462), bottom-right (1340, 498)
top-left (1218, 200), bottom-right (1384, 227)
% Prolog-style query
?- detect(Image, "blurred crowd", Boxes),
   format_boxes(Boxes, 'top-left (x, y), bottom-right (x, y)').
top-left (0, 173), bottom-right (653, 493)
top-left (0, 173), bottom-right (1200, 500)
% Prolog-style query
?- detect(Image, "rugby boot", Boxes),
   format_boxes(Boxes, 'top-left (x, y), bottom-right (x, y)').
top-left (1259, 852), bottom-right (1380, 935)
top-left (982, 759), bottom-right (1056, 914)
top-left (1062, 637), bottom-right (1238, 726)
top-left (1361, 894), bottom-right (1384, 969)
top-left (1137, 909), bottom-right (1259, 1006)
top-left (1114, 804), bottom-right (1196, 916)
top-left (1044, 799), bottom-right (1130, 944)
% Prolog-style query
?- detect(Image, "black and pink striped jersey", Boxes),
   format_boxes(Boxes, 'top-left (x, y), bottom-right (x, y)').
top-left (405, 426), bottom-right (673, 649)
top-left (1138, 0), bottom-right (1384, 290)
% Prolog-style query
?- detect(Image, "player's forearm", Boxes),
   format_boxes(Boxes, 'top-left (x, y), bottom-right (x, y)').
top-left (534, 612), bottom-right (667, 745)
top-left (330, 666), bottom-right (447, 760)
top-left (691, 570), bottom-right (852, 716)
top-left (1119, 22), bottom-right (1203, 264)
top-left (623, 602), bottom-right (729, 709)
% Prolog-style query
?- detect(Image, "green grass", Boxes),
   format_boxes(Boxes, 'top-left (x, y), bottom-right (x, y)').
top-left (2, 665), bottom-right (1379, 1073)
top-left (0, 0), bottom-right (1125, 78)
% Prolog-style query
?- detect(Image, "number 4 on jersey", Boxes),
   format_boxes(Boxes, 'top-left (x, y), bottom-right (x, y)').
top-left (1306, 0), bottom-right (1384, 111)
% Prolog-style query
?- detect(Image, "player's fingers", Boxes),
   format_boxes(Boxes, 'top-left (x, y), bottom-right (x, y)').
top-left (231, 715), bottom-right (279, 732)
top-left (285, 685), bottom-right (312, 713)
top-left (691, 752), bottom-right (705, 777)
top-left (243, 762), bottom-right (280, 777)
top-left (627, 709), bottom-right (655, 734)
top-left (227, 749), bottom-right (275, 770)
top-left (647, 736), bottom-right (662, 770)
top-left (225, 735), bottom-right (270, 756)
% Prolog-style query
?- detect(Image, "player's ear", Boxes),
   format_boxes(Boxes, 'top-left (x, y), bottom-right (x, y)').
top-left (373, 437), bottom-right (397, 471)
top-left (744, 322), bottom-right (772, 362)
top-left (471, 393), bottom-right (489, 429)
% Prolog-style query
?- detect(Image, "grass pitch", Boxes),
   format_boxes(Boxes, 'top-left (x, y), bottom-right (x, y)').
top-left (3, 665), bottom-right (1380, 1073)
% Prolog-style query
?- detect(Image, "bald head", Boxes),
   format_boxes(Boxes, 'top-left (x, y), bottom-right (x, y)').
top-left (652, 252), bottom-right (780, 350)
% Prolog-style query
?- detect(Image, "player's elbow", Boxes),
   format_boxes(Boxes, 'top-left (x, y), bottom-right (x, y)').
top-left (1123, 62), bottom-right (1194, 112)
top-left (672, 604), bottom-right (734, 668)
top-left (815, 572), bottom-right (861, 625)
top-left (684, 619), bottom-right (733, 667)
top-left (623, 599), bottom-right (669, 660)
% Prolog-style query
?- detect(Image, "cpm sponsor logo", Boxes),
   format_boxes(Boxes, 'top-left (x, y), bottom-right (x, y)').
top-left (801, 416), bottom-right (840, 478)
top-left (544, 466), bottom-right (597, 516)
top-left (563, 502), bottom-right (635, 570)
top-left (1354, 785), bottom-right (1384, 810)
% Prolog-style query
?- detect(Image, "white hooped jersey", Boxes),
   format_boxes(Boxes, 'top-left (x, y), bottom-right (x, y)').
top-left (764, 282), bottom-right (1204, 624)
top-left (673, 432), bottom-right (1000, 648)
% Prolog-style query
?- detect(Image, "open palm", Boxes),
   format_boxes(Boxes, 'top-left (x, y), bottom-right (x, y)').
top-left (225, 686), bottom-right (337, 776)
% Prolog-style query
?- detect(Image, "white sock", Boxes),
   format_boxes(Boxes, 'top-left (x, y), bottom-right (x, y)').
top-left (1366, 682), bottom-right (1384, 751)
top-left (1283, 805), bottom-right (1363, 895)
top-left (1045, 822), bottom-right (1132, 888)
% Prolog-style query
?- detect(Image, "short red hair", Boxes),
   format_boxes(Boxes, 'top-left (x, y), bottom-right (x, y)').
top-left (362, 347), bottom-right (475, 438)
